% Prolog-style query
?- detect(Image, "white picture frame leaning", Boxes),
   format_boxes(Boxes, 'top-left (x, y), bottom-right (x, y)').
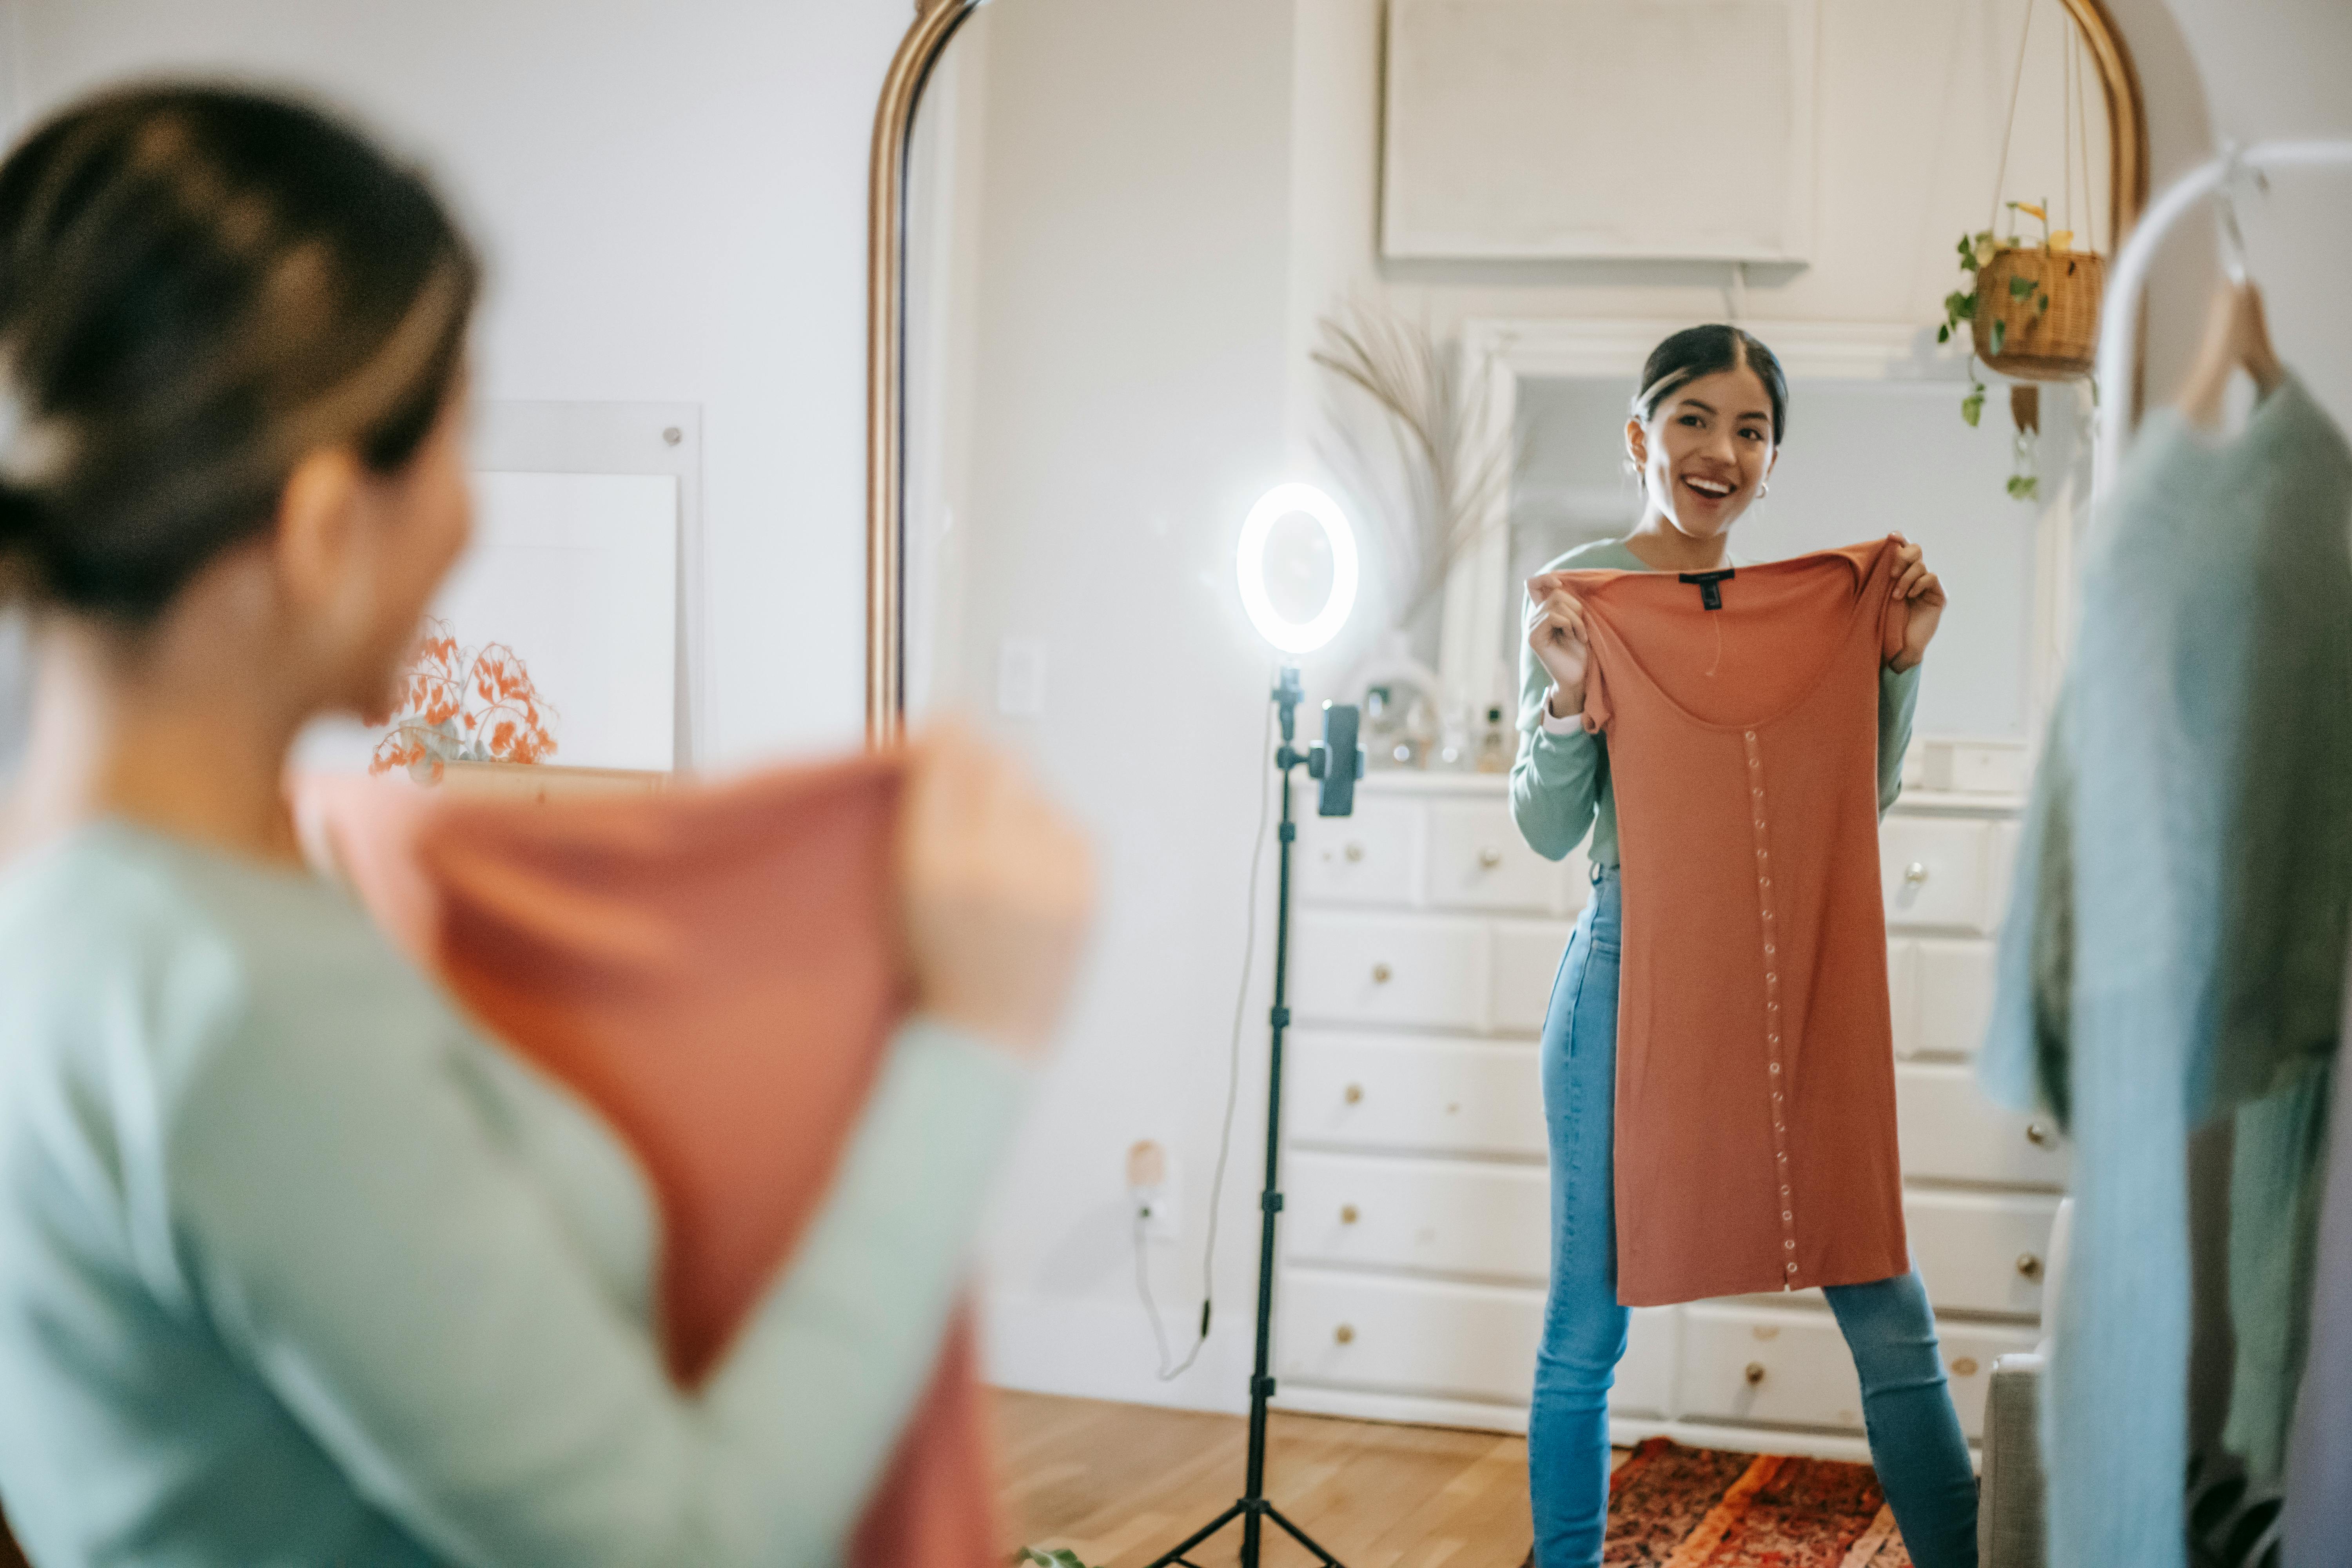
top-left (292, 402), bottom-right (705, 779)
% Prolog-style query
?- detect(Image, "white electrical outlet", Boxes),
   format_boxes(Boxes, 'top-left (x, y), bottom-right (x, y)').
top-left (1127, 1139), bottom-right (1180, 1244)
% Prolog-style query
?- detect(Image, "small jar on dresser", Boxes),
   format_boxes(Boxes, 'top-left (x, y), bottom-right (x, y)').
top-left (1272, 743), bottom-right (2062, 1462)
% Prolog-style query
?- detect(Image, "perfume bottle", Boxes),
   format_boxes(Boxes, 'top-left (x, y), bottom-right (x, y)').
top-left (1476, 704), bottom-right (1511, 773)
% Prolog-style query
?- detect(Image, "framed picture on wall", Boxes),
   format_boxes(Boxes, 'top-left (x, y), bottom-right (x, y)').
top-left (1381, 0), bottom-right (1818, 263)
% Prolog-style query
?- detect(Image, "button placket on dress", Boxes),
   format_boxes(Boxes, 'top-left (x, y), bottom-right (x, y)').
top-left (1744, 727), bottom-right (1800, 1284)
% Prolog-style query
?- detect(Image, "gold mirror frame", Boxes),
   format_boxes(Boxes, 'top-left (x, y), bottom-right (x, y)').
top-left (864, 0), bottom-right (2147, 744)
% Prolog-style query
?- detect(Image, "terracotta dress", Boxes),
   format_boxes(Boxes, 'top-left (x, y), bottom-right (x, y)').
top-left (1559, 536), bottom-right (1911, 1305)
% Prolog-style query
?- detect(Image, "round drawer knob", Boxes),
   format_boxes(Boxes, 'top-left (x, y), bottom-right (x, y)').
top-left (2026, 1121), bottom-right (2055, 1147)
top-left (1744, 1362), bottom-right (1766, 1386)
top-left (1339, 1204), bottom-right (1359, 1225)
top-left (1344, 843), bottom-right (1365, 863)
top-left (1904, 861), bottom-right (1930, 886)
top-left (1371, 963), bottom-right (1393, 984)
top-left (1343, 1083), bottom-right (1364, 1105)
top-left (1479, 846), bottom-right (1504, 869)
top-left (2018, 1253), bottom-right (2044, 1280)
top-left (1334, 1324), bottom-right (1356, 1346)
top-left (1951, 1357), bottom-right (1981, 1377)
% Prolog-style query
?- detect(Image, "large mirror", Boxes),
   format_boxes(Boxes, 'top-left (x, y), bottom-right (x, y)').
top-left (880, 0), bottom-right (2143, 1554)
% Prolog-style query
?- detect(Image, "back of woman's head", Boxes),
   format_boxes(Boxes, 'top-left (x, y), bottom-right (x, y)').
top-left (0, 84), bottom-right (477, 621)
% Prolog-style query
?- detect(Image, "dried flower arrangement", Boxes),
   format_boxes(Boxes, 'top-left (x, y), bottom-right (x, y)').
top-left (1311, 300), bottom-right (1517, 636)
top-left (370, 617), bottom-right (559, 782)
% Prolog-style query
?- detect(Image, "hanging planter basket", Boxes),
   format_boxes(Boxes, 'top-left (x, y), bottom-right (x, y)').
top-left (1971, 245), bottom-right (2104, 381)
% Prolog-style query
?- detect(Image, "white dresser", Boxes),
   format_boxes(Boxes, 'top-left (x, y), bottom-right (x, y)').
top-left (1271, 762), bottom-right (2060, 1461)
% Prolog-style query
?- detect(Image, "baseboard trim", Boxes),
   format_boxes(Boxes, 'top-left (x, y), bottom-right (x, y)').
top-left (981, 1289), bottom-right (1251, 1415)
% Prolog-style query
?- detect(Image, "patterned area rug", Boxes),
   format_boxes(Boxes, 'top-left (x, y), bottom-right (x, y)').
top-left (1604, 1438), bottom-right (1913, 1566)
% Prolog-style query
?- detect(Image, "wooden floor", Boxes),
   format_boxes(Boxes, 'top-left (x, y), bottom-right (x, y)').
top-left (992, 1390), bottom-right (1544, 1568)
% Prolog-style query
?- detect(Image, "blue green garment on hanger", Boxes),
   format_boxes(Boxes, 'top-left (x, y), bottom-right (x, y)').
top-left (1981, 372), bottom-right (2352, 1568)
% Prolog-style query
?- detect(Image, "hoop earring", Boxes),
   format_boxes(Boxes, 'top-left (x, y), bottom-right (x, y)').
top-left (1759, 483), bottom-right (1770, 498)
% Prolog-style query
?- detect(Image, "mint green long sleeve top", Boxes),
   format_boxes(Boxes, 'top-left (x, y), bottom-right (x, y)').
top-left (1510, 538), bottom-right (1923, 865)
top-left (0, 820), bottom-right (1029, 1567)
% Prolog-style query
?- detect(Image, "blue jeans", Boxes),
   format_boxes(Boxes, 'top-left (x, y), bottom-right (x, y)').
top-left (1527, 868), bottom-right (1979, 1568)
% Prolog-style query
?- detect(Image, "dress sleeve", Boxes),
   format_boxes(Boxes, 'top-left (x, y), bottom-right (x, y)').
top-left (1878, 534), bottom-right (1910, 664)
top-left (166, 996), bottom-right (1026, 1567)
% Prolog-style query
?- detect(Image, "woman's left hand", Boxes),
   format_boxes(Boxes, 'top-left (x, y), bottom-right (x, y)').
top-left (1888, 541), bottom-right (1945, 672)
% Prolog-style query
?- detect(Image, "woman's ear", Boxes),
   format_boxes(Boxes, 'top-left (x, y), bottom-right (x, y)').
top-left (273, 446), bottom-right (367, 620)
top-left (1624, 415), bottom-right (1648, 472)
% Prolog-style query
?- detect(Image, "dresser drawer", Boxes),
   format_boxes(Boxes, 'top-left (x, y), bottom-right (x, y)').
top-left (1292, 913), bottom-right (1486, 1030)
top-left (1427, 799), bottom-right (1585, 915)
top-left (1297, 797), bottom-right (1424, 907)
top-left (1987, 819), bottom-right (2022, 930)
top-left (1679, 1304), bottom-right (2031, 1441)
top-left (1912, 937), bottom-right (1997, 1058)
top-left (1896, 1062), bottom-right (2068, 1188)
top-left (1287, 1033), bottom-right (1545, 1158)
top-left (1280, 1270), bottom-right (1541, 1404)
top-left (1882, 818), bottom-right (1993, 932)
top-left (1490, 919), bottom-right (1575, 1034)
top-left (1286, 1153), bottom-right (1547, 1282)
top-left (1280, 1270), bottom-right (1677, 1415)
top-left (1887, 941), bottom-right (1918, 1056)
top-left (1679, 1304), bottom-right (1868, 1432)
top-left (1907, 1191), bottom-right (2061, 1318)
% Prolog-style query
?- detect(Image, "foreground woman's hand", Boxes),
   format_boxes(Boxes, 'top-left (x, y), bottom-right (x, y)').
top-left (899, 724), bottom-right (1097, 1062)
top-left (1888, 541), bottom-right (1946, 673)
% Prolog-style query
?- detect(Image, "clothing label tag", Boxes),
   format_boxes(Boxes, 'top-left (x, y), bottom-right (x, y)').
top-left (1679, 568), bottom-right (1735, 610)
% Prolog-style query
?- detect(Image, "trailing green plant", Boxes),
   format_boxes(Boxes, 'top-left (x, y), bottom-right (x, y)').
top-left (1017, 1549), bottom-right (1094, 1568)
top-left (1935, 200), bottom-right (2086, 500)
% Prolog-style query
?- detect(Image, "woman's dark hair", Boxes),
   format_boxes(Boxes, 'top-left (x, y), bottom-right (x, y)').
top-left (1631, 324), bottom-right (1789, 445)
top-left (0, 84), bottom-right (479, 620)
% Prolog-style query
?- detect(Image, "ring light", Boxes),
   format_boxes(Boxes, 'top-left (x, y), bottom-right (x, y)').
top-left (1236, 483), bottom-right (1359, 654)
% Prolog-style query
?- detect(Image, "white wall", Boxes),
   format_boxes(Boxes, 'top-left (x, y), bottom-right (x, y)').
top-left (3, 0), bottom-right (915, 765)
top-left (2154, 0), bottom-right (2352, 428)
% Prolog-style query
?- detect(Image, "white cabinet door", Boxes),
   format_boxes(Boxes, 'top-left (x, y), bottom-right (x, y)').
top-left (1427, 799), bottom-right (1583, 914)
top-left (1279, 1270), bottom-right (1542, 1404)
top-left (1292, 913), bottom-right (1487, 1030)
top-left (1287, 1033), bottom-right (1546, 1159)
top-left (1491, 919), bottom-right (1576, 1034)
top-left (1882, 818), bottom-right (1993, 932)
top-left (1296, 797), bottom-right (1424, 907)
top-left (1907, 1191), bottom-right (2062, 1318)
top-left (1285, 1152), bottom-right (1548, 1283)
top-left (1679, 1304), bottom-right (1867, 1431)
top-left (1896, 1062), bottom-right (2068, 1189)
top-left (1915, 937), bottom-right (1998, 1059)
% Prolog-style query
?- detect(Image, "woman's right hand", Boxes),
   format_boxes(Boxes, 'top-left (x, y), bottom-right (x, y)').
top-left (1524, 572), bottom-right (1590, 720)
top-left (898, 724), bottom-right (1097, 1064)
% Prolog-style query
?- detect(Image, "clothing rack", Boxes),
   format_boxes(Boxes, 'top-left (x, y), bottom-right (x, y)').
top-left (2093, 139), bottom-right (2352, 495)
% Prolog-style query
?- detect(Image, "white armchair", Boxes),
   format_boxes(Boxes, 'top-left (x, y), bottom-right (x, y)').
top-left (1978, 1197), bottom-right (2074, 1568)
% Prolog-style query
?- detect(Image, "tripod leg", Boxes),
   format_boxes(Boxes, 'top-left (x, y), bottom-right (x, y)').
top-left (1140, 1499), bottom-right (1247, 1568)
top-left (1263, 1502), bottom-right (1345, 1566)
